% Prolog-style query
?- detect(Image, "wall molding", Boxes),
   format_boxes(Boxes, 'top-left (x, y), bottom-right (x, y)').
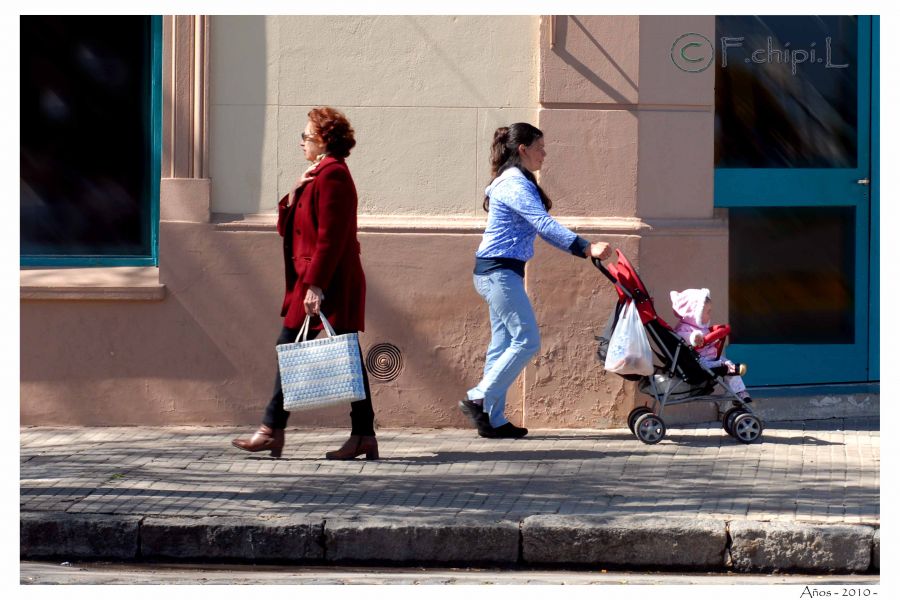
top-left (162, 15), bottom-right (209, 180)
top-left (209, 212), bottom-right (727, 237)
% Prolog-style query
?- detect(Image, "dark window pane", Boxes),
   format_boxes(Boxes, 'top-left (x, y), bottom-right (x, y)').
top-left (729, 207), bottom-right (855, 344)
top-left (20, 16), bottom-right (152, 257)
top-left (715, 16), bottom-right (858, 168)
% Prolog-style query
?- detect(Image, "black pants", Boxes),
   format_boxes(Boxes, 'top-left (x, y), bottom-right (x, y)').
top-left (263, 325), bottom-right (376, 436)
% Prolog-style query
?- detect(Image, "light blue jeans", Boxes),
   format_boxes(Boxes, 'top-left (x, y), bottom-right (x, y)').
top-left (467, 270), bottom-right (541, 427)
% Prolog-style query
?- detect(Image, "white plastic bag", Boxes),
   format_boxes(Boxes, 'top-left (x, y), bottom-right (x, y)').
top-left (604, 300), bottom-right (654, 376)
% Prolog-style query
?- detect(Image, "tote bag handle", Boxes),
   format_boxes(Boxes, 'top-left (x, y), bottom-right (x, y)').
top-left (295, 312), bottom-right (338, 343)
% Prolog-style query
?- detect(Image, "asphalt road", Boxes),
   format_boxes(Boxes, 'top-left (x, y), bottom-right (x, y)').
top-left (20, 561), bottom-right (882, 586)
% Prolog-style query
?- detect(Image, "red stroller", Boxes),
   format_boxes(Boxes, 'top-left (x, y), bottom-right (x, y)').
top-left (594, 250), bottom-right (763, 444)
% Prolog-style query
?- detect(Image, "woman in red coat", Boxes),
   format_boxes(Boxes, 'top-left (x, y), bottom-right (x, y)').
top-left (232, 107), bottom-right (376, 460)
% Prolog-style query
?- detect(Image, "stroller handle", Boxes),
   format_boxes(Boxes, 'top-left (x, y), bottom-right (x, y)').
top-left (592, 255), bottom-right (634, 300)
top-left (591, 257), bottom-right (617, 284)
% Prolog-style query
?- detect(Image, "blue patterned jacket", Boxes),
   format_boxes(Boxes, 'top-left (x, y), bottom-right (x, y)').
top-left (475, 167), bottom-right (588, 264)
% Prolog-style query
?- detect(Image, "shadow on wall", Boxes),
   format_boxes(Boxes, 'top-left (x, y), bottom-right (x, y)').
top-left (209, 15), bottom-right (269, 215)
top-left (551, 16), bottom-right (638, 103)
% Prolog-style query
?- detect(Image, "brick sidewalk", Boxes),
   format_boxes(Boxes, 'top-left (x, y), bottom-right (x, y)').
top-left (20, 420), bottom-right (880, 572)
top-left (21, 420), bottom-right (879, 524)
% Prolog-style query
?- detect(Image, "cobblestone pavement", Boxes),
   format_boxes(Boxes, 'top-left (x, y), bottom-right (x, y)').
top-left (20, 419), bottom-right (879, 525)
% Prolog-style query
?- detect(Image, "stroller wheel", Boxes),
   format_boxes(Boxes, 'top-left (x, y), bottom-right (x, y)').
top-left (722, 407), bottom-right (748, 437)
top-left (627, 406), bottom-right (652, 435)
top-left (732, 413), bottom-right (763, 444)
top-left (634, 413), bottom-right (666, 445)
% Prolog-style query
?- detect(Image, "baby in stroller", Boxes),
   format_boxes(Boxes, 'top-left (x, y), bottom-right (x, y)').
top-left (670, 288), bottom-right (752, 405)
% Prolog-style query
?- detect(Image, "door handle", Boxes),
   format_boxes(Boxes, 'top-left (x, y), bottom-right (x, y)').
top-left (857, 178), bottom-right (871, 185)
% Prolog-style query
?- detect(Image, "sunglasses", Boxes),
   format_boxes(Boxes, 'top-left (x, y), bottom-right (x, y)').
top-left (301, 132), bottom-right (320, 142)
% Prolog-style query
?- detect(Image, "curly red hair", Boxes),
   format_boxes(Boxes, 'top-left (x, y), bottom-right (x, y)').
top-left (308, 107), bottom-right (356, 159)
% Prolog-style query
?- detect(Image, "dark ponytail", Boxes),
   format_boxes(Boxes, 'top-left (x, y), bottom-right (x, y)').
top-left (483, 122), bottom-right (553, 212)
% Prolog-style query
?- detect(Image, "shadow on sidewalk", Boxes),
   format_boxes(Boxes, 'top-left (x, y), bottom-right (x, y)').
top-left (384, 449), bottom-right (634, 463)
top-left (525, 431), bottom-right (844, 447)
top-left (662, 433), bottom-right (841, 447)
top-left (761, 419), bottom-right (879, 431)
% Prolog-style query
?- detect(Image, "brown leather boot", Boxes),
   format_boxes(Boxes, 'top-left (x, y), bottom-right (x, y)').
top-left (231, 425), bottom-right (285, 458)
top-left (325, 435), bottom-right (379, 460)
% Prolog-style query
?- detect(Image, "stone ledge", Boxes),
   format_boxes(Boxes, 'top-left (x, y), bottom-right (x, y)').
top-left (747, 391), bottom-right (880, 421)
top-left (521, 515), bottom-right (727, 568)
top-left (729, 520), bottom-right (875, 573)
top-left (20, 267), bottom-right (166, 301)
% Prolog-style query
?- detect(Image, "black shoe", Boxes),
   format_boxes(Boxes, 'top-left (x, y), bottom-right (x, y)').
top-left (488, 423), bottom-right (528, 439)
top-left (731, 396), bottom-right (753, 407)
top-left (459, 399), bottom-right (483, 423)
top-left (478, 427), bottom-right (497, 439)
top-left (459, 400), bottom-right (493, 437)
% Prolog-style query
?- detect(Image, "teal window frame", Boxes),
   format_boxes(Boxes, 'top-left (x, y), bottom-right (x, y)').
top-left (868, 15), bottom-right (879, 380)
top-left (20, 15), bottom-right (162, 268)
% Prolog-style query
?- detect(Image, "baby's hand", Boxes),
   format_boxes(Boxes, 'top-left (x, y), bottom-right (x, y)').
top-left (690, 331), bottom-right (704, 347)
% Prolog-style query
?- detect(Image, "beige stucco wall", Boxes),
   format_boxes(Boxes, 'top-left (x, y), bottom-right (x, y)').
top-left (22, 15), bottom-right (728, 428)
top-left (210, 16), bottom-right (540, 216)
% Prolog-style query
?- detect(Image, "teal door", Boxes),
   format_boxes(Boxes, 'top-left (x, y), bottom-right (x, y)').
top-left (714, 16), bottom-right (877, 385)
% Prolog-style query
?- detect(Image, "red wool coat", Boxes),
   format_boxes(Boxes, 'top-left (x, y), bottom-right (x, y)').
top-left (277, 156), bottom-right (366, 332)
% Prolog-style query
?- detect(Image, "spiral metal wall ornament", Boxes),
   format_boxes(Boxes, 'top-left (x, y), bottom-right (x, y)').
top-left (365, 343), bottom-right (403, 382)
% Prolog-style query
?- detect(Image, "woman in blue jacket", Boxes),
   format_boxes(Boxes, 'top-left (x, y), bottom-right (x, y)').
top-left (460, 123), bottom-right (612, 439)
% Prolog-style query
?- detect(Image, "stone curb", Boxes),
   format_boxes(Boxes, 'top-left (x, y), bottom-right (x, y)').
top-left (324, 516), bottom-right (520, 564)
top-left (19, 512), bottom-right (880, 573)
top-left (873, 529), bottom-right (879, 570)
top-left (20, 512), bottom-right (141, 560)
top-left (728, 520), bottom-right (875, 573)
top-left (140, 517), bottom-right (324, 561)
top-left (522, 515), bottom-right (727, 568)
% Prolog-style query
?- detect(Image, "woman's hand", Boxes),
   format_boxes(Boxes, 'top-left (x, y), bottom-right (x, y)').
top-left (588, 242), bottom-right (612, 261)
top-left (288, 164), bottom-right (319, 206)
top-left (304, 285), bottom-right (324, 316)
